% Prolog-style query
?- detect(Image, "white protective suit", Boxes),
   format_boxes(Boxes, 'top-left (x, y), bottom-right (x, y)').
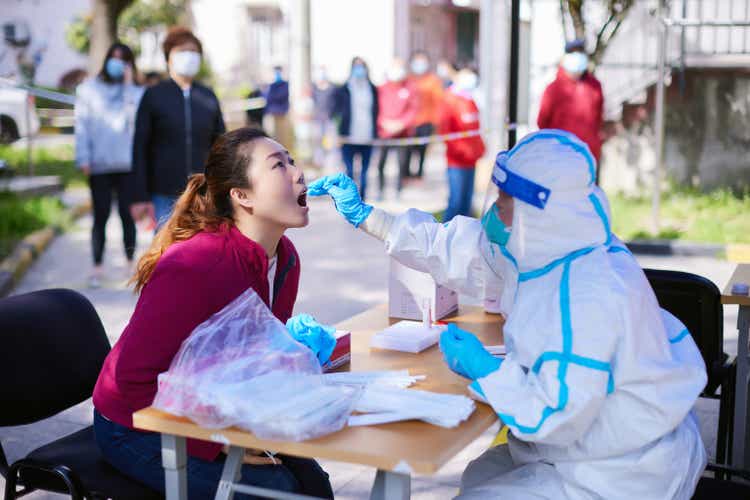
top-left (361, 130), bottom-right (707, 499)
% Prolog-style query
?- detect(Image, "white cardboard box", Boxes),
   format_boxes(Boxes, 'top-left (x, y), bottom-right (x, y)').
top-left (388, 257), bottom-right (458, 320)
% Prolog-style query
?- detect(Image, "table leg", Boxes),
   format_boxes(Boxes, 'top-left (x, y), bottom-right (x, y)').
top-left (369, 469), bottom-right (410, 500)
top-left (215, 446), bottom-right (244, 500)
top-left (732, 305), bottom-right (750, 469)
top-left (161, 434), bottom-right (188, 500)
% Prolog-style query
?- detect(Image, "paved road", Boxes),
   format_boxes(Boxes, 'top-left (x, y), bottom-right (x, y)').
top-left (1, 151), bottom-right (739, 498)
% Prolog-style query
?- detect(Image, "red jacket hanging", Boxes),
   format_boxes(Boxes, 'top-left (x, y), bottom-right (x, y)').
top-left (439, 88), bottom-right (485, 167)
top-left (537, 67), bottom-right (604, 161)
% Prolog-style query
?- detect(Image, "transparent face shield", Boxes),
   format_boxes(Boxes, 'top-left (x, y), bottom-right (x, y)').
top-left (480, 152), bottom-right (552, 258)
top-left (479, 153), bottom-right (553, 316)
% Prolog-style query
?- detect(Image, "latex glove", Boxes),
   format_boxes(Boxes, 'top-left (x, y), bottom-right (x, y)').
top-left (286, 314), bottom-right (336, 365)
top-left (439, 323), bottom-right (502, 380)
top-left (307, 173), bottom-right (373, 228)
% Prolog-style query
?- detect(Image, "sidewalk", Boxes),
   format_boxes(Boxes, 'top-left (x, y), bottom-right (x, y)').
top-left (0, 148), bottom-right (738, 498)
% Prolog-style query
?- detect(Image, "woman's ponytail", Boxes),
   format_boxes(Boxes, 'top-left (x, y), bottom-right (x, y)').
top-left (131, 173), bottom-right (225, 292)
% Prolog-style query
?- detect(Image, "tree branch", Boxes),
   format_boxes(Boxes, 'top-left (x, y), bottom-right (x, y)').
top-left (592, 0), bottom-right (634, 65)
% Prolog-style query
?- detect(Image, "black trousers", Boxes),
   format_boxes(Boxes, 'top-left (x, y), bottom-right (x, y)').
top-left (376, 145), bottom-right (410, 194)
top-left (405, 123), bottom-right (434, 178)
top-left (88, 172), bottom-right (136, 265)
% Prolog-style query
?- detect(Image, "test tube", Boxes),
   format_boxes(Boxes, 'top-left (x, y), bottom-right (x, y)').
top-left (422, 298), bottom-right (432, 329)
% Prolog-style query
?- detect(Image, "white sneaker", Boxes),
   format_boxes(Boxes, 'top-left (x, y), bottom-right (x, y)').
top-left (87, 274), bottom-right (102, 289)
top-left (88, 265), bottom-right (104, 289)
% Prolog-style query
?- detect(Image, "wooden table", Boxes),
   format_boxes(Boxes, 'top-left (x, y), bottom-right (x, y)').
top-left (722, 264), bottom-right (750, 469)
top-left (133, 304), bottom-right (503, 500)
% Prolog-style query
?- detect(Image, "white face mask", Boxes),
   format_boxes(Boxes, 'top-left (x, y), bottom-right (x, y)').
top-left (454, 72), bottom-right (478, 92)
top-left (562, 52), bottom-right (588, 77)
top-left (437, 65), bottom-right (451, 80)
top-left (411, 59), bottom-right (429, 75)
top-left (386, 66), bottom-right (406, 82)
top-left (171, 51), bottom-right (201, 78)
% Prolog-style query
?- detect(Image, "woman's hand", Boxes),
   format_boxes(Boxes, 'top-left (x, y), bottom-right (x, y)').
top-left (307, 173), bottom-right (373, 228)
top-left (286, 313), bottom-right (336, 365)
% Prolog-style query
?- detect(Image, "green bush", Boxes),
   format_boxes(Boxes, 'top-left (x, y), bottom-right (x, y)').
top-left (0, 192), bottom-right (70, 260)
top-left (608, 188), bottom-right (750, 244)
top-left (0, 144), bottom-right (84, 187)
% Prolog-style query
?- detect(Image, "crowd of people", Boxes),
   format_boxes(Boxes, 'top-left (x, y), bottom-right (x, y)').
top-left (68, 24), bottom-right (699, 500)
top-left (310, 52), bottom-right (485, 216)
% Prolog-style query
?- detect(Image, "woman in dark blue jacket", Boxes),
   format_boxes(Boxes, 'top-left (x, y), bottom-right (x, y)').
top-left (130, 27), bottom-right (225, 229)
top-left (332, 57), bottom-right (379, 201)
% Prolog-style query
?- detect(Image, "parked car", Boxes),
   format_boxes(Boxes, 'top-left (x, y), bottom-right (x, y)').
top-left (0, 86), bottom-right (40, 143)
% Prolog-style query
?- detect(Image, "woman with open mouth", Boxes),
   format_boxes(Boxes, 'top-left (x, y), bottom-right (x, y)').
top-left (91, 127), bottom-right (333, 499)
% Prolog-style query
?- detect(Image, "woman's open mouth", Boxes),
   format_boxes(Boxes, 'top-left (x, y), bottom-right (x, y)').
top-left (297, 191), bottom-right (307, 207)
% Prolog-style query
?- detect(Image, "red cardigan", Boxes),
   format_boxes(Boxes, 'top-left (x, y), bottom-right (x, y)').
top-left (537, 67), bottom-right (604, 161)
top-left (93, 225), bottom-right (300, 461)
top-left (439, 89), bottom-right (485, 168)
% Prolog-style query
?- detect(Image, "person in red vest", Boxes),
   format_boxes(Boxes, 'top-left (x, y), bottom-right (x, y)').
top-left (439, 68), bottom-right (485, 221)
top-left (537, 39), bottom-right (604, 181)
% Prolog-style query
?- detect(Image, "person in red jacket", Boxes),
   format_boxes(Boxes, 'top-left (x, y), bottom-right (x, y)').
top-left (440, 68), bottom-right (486, 221)
top-left (92, 127), bottom-right (333, 499)
top-left (375, 58), bottom-right (418, 199)
top-left (537, 39), bottom-right (604, 180)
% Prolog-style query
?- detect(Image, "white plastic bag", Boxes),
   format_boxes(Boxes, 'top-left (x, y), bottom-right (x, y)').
top-left (153, 287), bottom-right (358, 441)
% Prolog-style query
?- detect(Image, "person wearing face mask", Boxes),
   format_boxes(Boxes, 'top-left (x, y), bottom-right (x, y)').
top-left (94, 128), bottom-right (334, 499)
top-left (310, 66), bottom-right (336, 169)
top-left (537, 39), bottom-right (604, 182)
top-left (404, 51), bottom-right (444, 180)
top-left (263, 66), bottom-right (293, 149)
top-left (331, 57), bottom-right (379, 200)
top-left (439, 67), bottom-right (485, 222)
top-left (436, 59), bottom-right (457, 89)
top-left (308, 129), bottom-right (707, 500)
top-left (129, 27), bottom-right (225, 231)
top-left (375, 58), bottom-right (418, 199)
top-left (75, 42), bottom-right (144, 288)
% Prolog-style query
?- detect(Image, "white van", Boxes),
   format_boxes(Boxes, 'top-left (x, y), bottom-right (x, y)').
top-left (0, 86), bottom-right (40, 143)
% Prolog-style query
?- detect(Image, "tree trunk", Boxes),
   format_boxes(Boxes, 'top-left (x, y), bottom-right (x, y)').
top-left (88, 0), bottom-right (134, 75)
top-left (559, 0), bottom-right (570, 42)
top-left (567, 0), bottom-right (586, 40)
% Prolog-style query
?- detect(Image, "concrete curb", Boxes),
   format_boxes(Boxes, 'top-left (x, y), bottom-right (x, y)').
top-left (626, 239), bottom-right (750, 262)
top-left (0, 198), bottom-right (92, 297)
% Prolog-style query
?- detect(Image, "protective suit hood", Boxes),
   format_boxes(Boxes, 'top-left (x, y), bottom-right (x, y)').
top-left (497, 130), bottom-right (610, 274)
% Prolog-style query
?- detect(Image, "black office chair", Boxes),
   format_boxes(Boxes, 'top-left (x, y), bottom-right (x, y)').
top-left (0, 288), bottom-right (162, 500)
top-left (644, 268), bottom-right (734, 465)
top-left (643, 269), bottom-right (750, 497)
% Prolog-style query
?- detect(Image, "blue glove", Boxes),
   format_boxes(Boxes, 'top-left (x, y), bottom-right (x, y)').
top-left (307, 173), bottom-right (373, 228)
top-left (439, 324), bottom-right (502, 380)
top-left (286, 314), bottom-right (337, 365)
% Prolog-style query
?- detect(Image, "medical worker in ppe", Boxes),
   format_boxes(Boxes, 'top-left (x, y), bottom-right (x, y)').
top-left (309, 129), bottom-right (707, 499)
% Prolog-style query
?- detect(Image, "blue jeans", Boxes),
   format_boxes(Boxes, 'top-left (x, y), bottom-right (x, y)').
top-left (341, 144), bottom-right (373, 201)
top-left (152, 194), bottom-right (177, 232)
top-left (93, 410), bottom-right (333, 499)
top-left (444, 167), bottom-right (476, 222)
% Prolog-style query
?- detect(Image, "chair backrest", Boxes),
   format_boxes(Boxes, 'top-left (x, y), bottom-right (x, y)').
top-left (0, 289), bottom-right (111, 426)
top-left (644, 268), bottom-right (724, 383)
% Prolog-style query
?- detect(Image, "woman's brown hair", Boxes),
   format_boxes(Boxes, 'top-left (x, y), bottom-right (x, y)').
top-left (162, 26), bottom-right (203, 61)
top-left (132, 127), bottom-right (269, 293)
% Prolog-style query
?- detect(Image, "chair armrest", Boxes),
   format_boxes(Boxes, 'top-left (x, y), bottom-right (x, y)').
top-left (0, 441), bottom-right (8, 478)
top-left (706, 461), bottom-right (750, 481)
top-left (9, 458), bottom-right (86, 499)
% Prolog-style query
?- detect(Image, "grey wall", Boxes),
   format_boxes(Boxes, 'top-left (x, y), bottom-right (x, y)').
top-left (601, 69), bottom-right (750, 195)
